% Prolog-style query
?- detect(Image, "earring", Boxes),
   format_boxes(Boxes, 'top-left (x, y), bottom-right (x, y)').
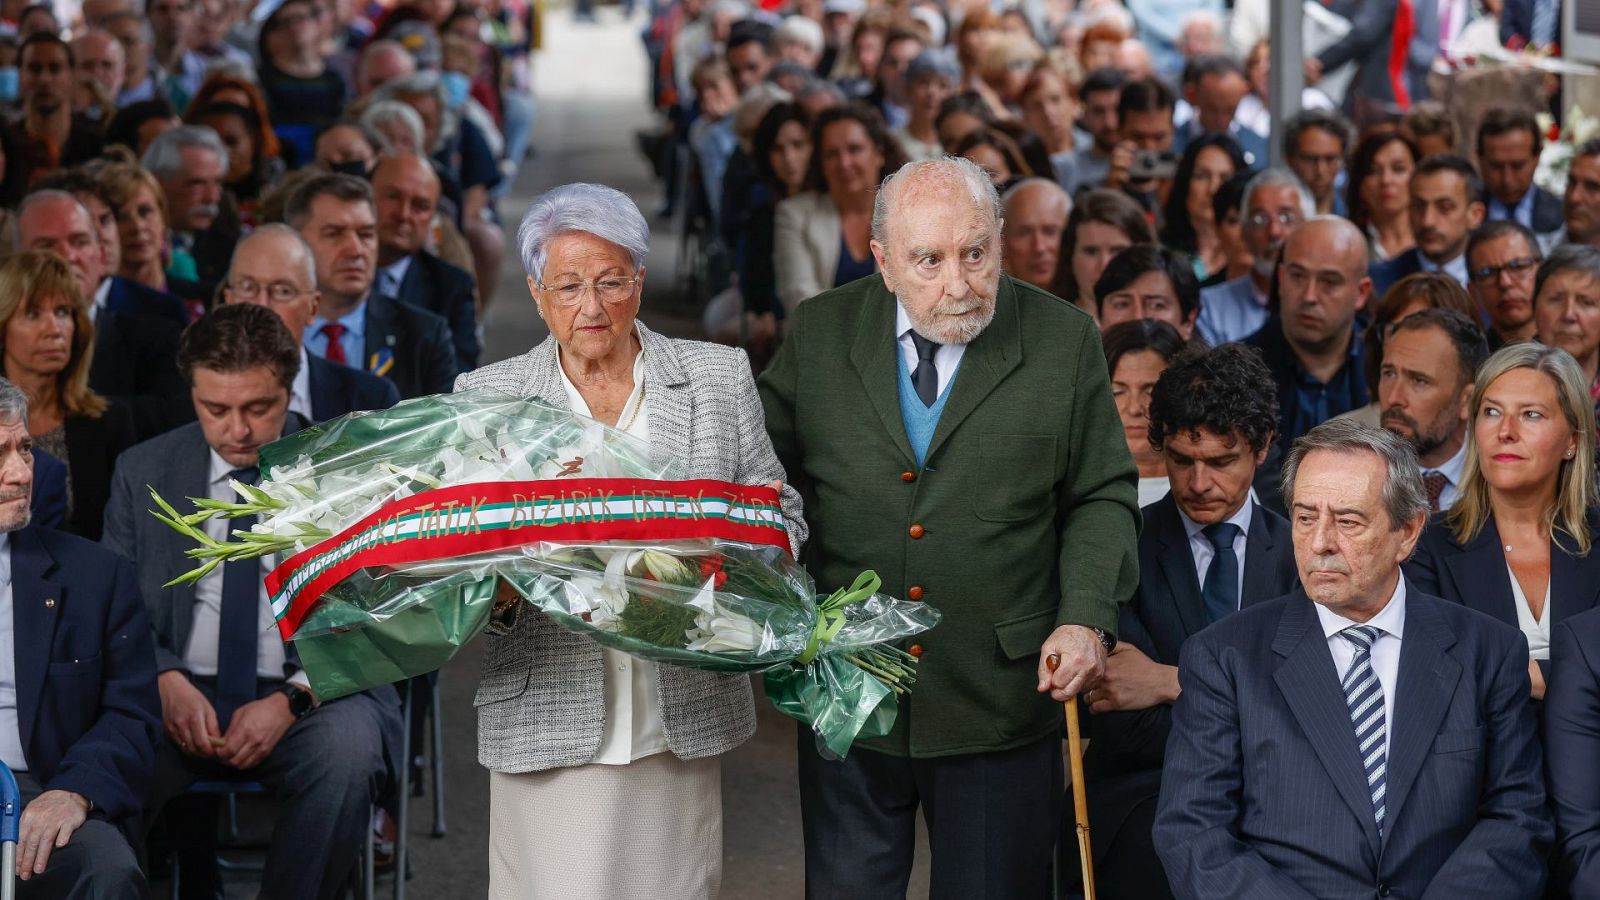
top-left (1567, 450), bottom-right (1575, 459)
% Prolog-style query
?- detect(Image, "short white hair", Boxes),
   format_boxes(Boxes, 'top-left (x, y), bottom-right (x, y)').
top-left (141, 125), bottom-right (227, 179)
top-left (871, 156), bottom-right (1000, 247)
top-left (517, 183), bottom-right (650, 280)
top-left (359, 101), bottom-right (426, 155)
top-left (1241, 167), bottom-right (1315, 219)
top-left (775, 16), bottom-right (823, 53)
top-left (1001, 177), bottom-right (1071, 217)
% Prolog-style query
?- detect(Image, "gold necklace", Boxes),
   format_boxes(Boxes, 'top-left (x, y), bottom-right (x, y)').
top-left (616, 379), bottom-right (645, 432)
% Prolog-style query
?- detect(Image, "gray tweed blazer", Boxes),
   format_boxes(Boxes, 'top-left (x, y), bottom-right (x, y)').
top-left (456, 322), bottom-right (807, 773)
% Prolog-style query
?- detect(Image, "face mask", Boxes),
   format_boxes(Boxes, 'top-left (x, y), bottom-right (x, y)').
top-left (329, 159), bottom-right (370, 178)
top-left (0, 68), bottom-right (19, 103)
top-left (440, 71), bottom-right (471, 110)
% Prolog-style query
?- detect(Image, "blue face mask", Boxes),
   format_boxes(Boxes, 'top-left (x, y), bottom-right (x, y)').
top-left (0, 68), bottom-right (19, 103)
top-left (440, 71), bottom-right (471, 110)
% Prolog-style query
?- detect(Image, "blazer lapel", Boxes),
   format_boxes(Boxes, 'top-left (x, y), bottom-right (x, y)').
top-left (846, 283), bottom-right (917, 468)
top-left (1271, 594), bottom-right (1383, 854)
top-left (1241, 502), bottom-right (1279, 607)
top-left (637, 323), bottom-right (693, 475)
top-left (1381, 588), bottom-right (1460, 843)
top-left (1152, 502), bottom-right (1207, 636)
top-left (158, 429), bottom-right (209, 630)
top-left (12, 526), bottom-right (61, 754)
top-left (1446, 519), bottom-right (1516, 625)
top-left (1550, 513), bottom-right (1600, 630)
top-left (922, 276), bottom-right (1024, 464)
top-left (362, 294), bottom-right (400, 374)
top-left (516, 336), bottom-right (565, 409)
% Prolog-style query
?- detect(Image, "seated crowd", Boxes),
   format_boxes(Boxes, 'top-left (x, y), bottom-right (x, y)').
top-left (0, 0), bottom-right (534, 894)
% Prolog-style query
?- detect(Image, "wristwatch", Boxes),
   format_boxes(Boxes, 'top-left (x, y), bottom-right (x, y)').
top-left (279, 683), bottom-right (315, 718)
top-left (1091, 627), bottom-right (1116, 654)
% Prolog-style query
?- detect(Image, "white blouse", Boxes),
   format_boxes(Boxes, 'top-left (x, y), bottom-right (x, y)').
top-left (557, 340), bottom-right (669, 765)
top-left (1507, 562), bottom-right (1552, 662)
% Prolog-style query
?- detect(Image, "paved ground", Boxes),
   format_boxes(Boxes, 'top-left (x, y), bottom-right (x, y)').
top-left (166, 5), bottom-right (933, 897)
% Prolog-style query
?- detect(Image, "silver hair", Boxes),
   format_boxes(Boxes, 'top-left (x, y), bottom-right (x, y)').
top-left (358, 101), bottom-right (426, 155)
top-left (141, 125), bottom-right (228, 179)
top-left (1001, 177), bottom-right (1070, 216)
top-left (0, 379), bottom-right (28, 426)
top-left (775, 15), bottom-right (823, 53)
top-left (229, 223), bottom-right (318, 288)
top-left (872, 156), bottom-right (1001, 246)
top-left (358, 38), bottom-right (414, 82)
top-left (370, 72), bottom-right (456, 151)
top-left (517, 183), bottom-right (650, 280)
top-left (1241, 167), bottom-right (1315, 219)
top-left (13, 190), bottom-right (90, 252)
top-left (1280, 419), bottom-right (1430, 530)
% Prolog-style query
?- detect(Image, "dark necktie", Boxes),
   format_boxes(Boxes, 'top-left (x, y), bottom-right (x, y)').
top-left (216, 466), bottom-right (261, 730)
top-left (909, 332), bottom-right (941, 407)
top-left (1201, 522), bottom-right (1242, 623)
top-left (320, 322), bottom-right (348, 366)
top-left (1340, 624), bottom-right (1388, 837)
top-left (1421, 471), bottom-right (1448, 512)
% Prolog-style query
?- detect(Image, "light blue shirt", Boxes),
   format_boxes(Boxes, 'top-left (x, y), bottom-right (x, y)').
top-left (1197, 275), bottom-right (1270, 346)
top-left (375, 255), bottom-right (413, 299)
top-left (1417, 251), bottom-right (1470, 289)
top-left (305, 299), bottom-right (367, 369)
top-left (1180, 498), bottom-right (1252, 608)
top-left (1487, 188), bottom-right (1537, 232)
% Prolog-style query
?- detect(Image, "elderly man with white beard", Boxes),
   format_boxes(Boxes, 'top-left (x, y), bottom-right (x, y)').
top-left (759, 156), bottom-right (1141, 899)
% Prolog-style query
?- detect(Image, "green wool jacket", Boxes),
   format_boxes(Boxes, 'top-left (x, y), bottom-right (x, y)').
top-left (758, 273), bottom-right (1141, 758)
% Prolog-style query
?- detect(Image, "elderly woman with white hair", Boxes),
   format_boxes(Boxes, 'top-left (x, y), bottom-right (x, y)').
top-left (457, 182), bottom-right (806, 900)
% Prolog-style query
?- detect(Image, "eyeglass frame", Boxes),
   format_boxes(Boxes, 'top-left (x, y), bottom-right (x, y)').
top-left (534, 273), bottom-right (643, 307)
top-left (1468, 256), bottom-right (1539, 284)
top-left (226, 277), bottom-right (316, 305)
top-left (1243, 210), bottom-right (1304, 230)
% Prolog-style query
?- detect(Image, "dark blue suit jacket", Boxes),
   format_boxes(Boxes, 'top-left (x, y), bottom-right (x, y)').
top-left (1084, 495), bottom-right (1298, 866)
top-left (1546, 605), bottom-right (1600, 897)
top-left (361, 292), bottom-right (458, 400)
top-left (1154, 585), bottom-right (1552, 899)
top-left (103, 276), bottom-right (189, 325)
top-left (305, 352), bottom-right (401, 423)
top-left (391, 250), bottom-right (480, 373)
top-left (1369, 248), bottom-right (1427, 300)
top-left (1500, 0), bottom-right (1562, 49)
top-left (12, 524), bottom-right (162, 824)
top-left (1405, 509), bottom-right (1600, 681)
top-left (31, 449), bottom-right (67, 530)
top-left (1173, 120), bottom-right (1269, 171)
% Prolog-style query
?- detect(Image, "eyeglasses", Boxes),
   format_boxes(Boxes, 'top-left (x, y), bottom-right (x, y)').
top-left (1468, 256), bottom-right (1539, 283)
top-left (1244, 210), bottom-right (1303, 229)
top-left (536, 275), bottom-right (641, 306)
top-left (229, 278), bottom-right (309, 304)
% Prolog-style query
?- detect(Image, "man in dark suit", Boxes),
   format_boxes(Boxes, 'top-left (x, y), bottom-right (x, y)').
top-left (0, 377), bottom-right (161, 897)
top-left (221, 224), bottom-right (401, 422)
top-left (1479, 108), bottom-right (1565, 245)
top-left (1370, 155), bottom-right (1486, 298)
top-left (288, 173), bottom-right (458, 400)
top-left (1245, 216), bottom-right (1371, 450)
top-left (1562, 139), bottom-right (1600, 250)
top-left (1376, 308), bottom-right (1487, 512)
top-left (1154, 419), bottom-right (1552, 899)
top-left (760, 157), bottom-right (1140, 899)
top-left (1500, 0), bottom-right (1561, 53)
top-left (1466, 221), bottom-right (1543, 350)
top-left (1171, 55), bottom-right (1268, 169)
top-left (1546, 605), bottom-right (1600, 897)
top-left (1077, 343), bottom-right (1299, 898)
top-left (101, 304), bottom-right (399, 899)
top-left (14, 189), bottom-right (191, 440)
top-left (371, 153), bottom-right (480, 373)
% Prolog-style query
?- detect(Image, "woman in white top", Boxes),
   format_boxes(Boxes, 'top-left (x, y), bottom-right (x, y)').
top-left (1406, 343), bottom-right (1600, 703)
top-left (1104, 319), bottom-right (1190, 509)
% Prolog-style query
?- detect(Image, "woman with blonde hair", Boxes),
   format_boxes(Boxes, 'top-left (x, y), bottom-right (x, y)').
top-left (0, 252), bottom-right (136, 538)
top-left (1407, 343), bottom-right (1600, 702)
top-left (94, 162), bottom-right (177, 295)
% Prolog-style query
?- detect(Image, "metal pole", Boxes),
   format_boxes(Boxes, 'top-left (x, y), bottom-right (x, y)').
top-left (1269, 0), bottom-right (1306, 168)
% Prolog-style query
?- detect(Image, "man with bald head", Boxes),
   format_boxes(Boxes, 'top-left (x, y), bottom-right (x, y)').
top-left (371, 153), bottom-right (480, 371)
top-left (71, 30), bottom-right (124, 119)
top-left (1245, 216), bottom-right (1374, 449)
top-left (223, 226), bottom-right (400, 422)
top-left (760, 156), bottom-right (1139, 898)
top-left (16, 190), bottom-right (187, 434)
top-left (1002, 178), bottom-right (1072, 291)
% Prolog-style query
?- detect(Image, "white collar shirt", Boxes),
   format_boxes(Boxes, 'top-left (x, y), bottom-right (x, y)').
top-left (1314, 576), bottom-right (1408, 765)
top-left (894, 301), bottom-right (968, 399)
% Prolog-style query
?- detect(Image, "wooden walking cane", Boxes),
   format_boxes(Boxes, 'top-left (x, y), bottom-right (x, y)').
top-left (1047, 653), bottom-right (1096, 900)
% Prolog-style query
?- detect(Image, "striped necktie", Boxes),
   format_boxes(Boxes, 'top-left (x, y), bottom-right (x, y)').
top-left (1340, 624), bottom-right (1388, 838)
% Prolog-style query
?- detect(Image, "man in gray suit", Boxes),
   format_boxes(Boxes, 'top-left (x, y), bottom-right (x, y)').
top-left (101, 304), bottom-right (399, 900)
top-left (1154, 420), bottom-right (1551, 899)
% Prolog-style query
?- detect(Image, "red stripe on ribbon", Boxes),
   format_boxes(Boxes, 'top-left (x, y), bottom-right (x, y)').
top-left (268, 478), bottom-right (788, 638)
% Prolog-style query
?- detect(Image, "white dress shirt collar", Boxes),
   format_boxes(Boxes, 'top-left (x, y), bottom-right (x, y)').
top-left (893, 300), bottom-right (969, 400)
top-left (90, 278), bottom-right (111, 324)
top-left (1178, 498), bottom-right (1253, 604)
top-left (1417, 250), bottom-right (1469, 287)
top-left (288, 346), bottom-right (313, 421)
top-left (1314, 574), bottom-right (1408, 643)
top-left (1426, 440), bottom-right (1470, 509)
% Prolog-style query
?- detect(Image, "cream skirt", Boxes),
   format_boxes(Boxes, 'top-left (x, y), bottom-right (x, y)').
top-left (488, 753), bottom-right (722, 900)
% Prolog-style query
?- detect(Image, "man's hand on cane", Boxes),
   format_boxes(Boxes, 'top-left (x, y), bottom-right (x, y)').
top-left (1037, 624), bottom-right (1108, 701)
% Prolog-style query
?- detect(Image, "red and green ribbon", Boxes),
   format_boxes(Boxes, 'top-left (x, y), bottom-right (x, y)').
top-left (267, 478), bottom-right (789, 638)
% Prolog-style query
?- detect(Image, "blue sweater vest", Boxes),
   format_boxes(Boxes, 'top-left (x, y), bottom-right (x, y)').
top-left (897, 353), bottom-right (958, 467)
